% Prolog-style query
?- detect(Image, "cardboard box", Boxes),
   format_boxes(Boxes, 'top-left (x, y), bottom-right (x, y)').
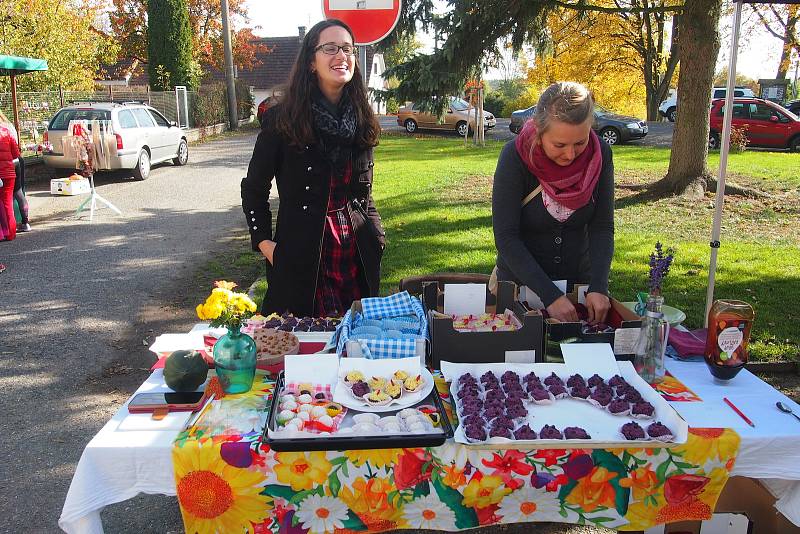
top-left (539, 289), bottom-right (642, 361)
top-left (423, 280), bottom-right (544, 368)
top-left (50, 178), bottom-right (91, 196)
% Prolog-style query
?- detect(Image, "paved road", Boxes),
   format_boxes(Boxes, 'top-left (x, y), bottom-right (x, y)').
top-left (379, 115), bottom-right (675, 147)
top-left (0, 130), bottom-right (262, 533)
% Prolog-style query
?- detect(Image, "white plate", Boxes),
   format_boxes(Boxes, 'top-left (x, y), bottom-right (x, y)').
top-left (333, 368), bottom-right (435, 413)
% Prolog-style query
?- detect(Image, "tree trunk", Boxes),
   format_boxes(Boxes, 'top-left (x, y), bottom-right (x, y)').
top-left (655, 0), bottom-right (722, 199)
top-left (776, 7), bottom-right (798, 79)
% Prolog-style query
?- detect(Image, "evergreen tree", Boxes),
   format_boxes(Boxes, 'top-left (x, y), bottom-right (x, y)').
top-left (148, 0), bottom-right (194, 90)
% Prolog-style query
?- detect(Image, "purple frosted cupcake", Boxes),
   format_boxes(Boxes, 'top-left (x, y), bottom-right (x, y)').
top-left (489, 426), bottom-right (512, 439)
top-left (505, 401), bottom-right (528, 419)
top-left (589, 389), bottom-right (612, 407)
top-left (566, 374), bottom-right (586, 388)
top-left (548, 383), bottom-right (569, 399)
top-left (463, 414), bottom-right (486, 427)
top-left (621, 422), bottom-right (646, 440)
top-left (544, 372), bottom-right (564, 387)
top-left (623, 390), bottom-right (643, 404)
top-left (523, 372), bottom-right (539, 385)
top-left (264, 317), bottom-right (282, 328)
top-left (458, 373), bottom-right (477, 386)
top-left (608, 399), bottom-right (630, 416)
top-left (647, 422), bottom-right (674, 440)
top-left (501, 370), bottom-right (520, 384)
top-left (485, 389), bottom-right (505, 404)
top-left (465, 424), bottom-right (487, 441)
top-left (529, 387), bottom-right (554, 404)
top-left (490, 416), bottom-right (515, 430)
top-left (480, 372), bottom-right (499, 387)
top-left (570, 385), bottom-right (591, 400)
top-left (351, 381), bottom-right (370, 398)
top-left (483, 405), bottom-right (503, 419)
top-left (564, 426), bottom-right (591, 439)
top-left (587, 374), bottom-right (606, 388)
top-left (457, 386), bottom-right (479, 399)
top-left (460, 400), bottom-right (482, 416)
top-left (593, 384), bottom-right (614, 397)
top-left (514, 424), bottom-right (537, 440)
top-left (632, 401), bottom-right (655, 418)
top-left (609, 374), bottom-right (628, 388)
top-left (539, 424), bottom-right (563, 439)
top-left (505, 390), bottom-right (526, 403)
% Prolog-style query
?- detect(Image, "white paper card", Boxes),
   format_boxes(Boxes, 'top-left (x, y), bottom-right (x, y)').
top-left (561, 343), bottom-right (620, 377)
top-left (505, 350), bottom-right (536, 363)
top-left (576, 284), bottom-right (590, 305)
top-left (284, 354), bottom-right (340, 385)
top-left (614, 328), bottom-right (641, 355)
top-left (520, 286), bottom-right (545, 310)
top-left (443, 283), bottom-right (486, 316)
top-left (329, 0), bottom-right (393, 10)
top-left (148, 333), bottom-right (206, 354)
top-left (554, 279), bottom-right (568, 295)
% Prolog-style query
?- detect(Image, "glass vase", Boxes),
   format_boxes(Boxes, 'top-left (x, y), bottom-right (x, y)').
top-left (633, 295), bottom-right (670, 384)
top-left (213, 325), bottom-right (257, 394)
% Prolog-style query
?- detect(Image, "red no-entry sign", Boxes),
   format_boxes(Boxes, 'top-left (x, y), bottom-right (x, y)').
top-left (322, 0), bottom-right (402, 45)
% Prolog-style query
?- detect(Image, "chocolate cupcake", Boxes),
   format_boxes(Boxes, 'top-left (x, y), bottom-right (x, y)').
top-left (566, 374), bottom-right (586, 388)
top-left (505, 390), bottom-right (526, 403)
top-left (514, 425), bottom-right (537, 440)
top-left (465, 424), bottom-right (487, 441)
top-left (608, 399), bottom-right (630, 415)
top-left (632, 401), bottom-right (655, 417)
top-left (593, 384), bottom-right (614, 397)
top-left (570, 385), bottom-right (591, 399)
top-left (351, 381), bottom-right (370, 398)
top-left (544, 372), bottom-right (564, 387)
top-left (647, 422), bottom-right (674, 440)
top-left (587, 374), bottom-right (606, 388)
top-left (621, 422), bottom-right (646, 440)
top-left (264, 317), bottom-right (282, 328)
top-left (489, 426), bottom-right (512, 439)
top-left (539, 424), bottom-right (564, 439)
top-left (623, 390), bottom-right (643, 404)
top-left (548, 383), bottom-right (569, 399)
top-left (564, 426), bottom-right (591, 439)
top-left (277, 323), bottom-right (294, 332)
top-left (609, 374), bottom-right (628, 387)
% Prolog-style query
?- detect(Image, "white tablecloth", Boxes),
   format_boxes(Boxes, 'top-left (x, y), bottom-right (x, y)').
top-left (59, 359), bottom-right (800, 533)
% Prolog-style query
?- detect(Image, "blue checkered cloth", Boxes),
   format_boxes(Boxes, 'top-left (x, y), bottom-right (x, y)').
top-left (333, 292), bottom-right (429, 359)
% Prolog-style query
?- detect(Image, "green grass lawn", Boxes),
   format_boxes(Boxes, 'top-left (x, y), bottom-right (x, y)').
top-left (371, 134), bottom-right (800, 362)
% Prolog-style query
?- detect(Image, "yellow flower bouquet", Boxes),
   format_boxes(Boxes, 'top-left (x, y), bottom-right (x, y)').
top-left (196, 280), bottom-right (258, 330)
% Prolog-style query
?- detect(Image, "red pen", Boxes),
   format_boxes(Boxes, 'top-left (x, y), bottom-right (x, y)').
top-left (723, 397), bottom-right (755, 427)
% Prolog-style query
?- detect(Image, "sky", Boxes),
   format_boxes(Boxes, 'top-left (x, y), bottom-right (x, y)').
top-left (243, 0), bottom-right (796, 83)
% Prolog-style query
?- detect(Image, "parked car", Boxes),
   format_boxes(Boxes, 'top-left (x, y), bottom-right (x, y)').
top-left (396, 97), bottom-right (496, 136)
top-left (508, 104), bottom-right (647, 145)
top-left (786, 100), bottom-right (800, 116)
top-left (708, 97), bottom-right (800, 151)
top-left (659, 86), bottom-right (755, 122)
top-left (43, 102), bottom-right (188, 180)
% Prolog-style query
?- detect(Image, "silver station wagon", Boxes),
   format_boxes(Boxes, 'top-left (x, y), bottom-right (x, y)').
top-left (43, 102), bottom-right (188, 180)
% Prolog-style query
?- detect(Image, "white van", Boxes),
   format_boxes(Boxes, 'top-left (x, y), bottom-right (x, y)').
top-left (658, 86), bottom-right (756, 122)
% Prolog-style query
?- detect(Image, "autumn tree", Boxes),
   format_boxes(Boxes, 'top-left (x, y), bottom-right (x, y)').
top-left (0, 0), bottom-right (118, 90)
top-left (749, 4), bottom-right (799, 79)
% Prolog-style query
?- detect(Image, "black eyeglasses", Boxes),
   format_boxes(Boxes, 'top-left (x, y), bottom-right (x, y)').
top-left (315, 43), bottom-right (358, 56)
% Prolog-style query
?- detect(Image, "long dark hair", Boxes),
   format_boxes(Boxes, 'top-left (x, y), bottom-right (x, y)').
top-left (276, 19), bottom-right (380, 149)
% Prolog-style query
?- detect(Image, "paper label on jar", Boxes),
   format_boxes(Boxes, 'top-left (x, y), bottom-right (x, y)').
top-left (717, 326), bottom-right (743, 360)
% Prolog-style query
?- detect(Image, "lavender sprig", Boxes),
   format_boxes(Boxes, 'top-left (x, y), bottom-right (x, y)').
top-left (648, 241), bottom-right (675, 294)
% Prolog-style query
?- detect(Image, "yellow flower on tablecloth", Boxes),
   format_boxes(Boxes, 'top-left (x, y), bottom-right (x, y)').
top-left (564, 466), bottom-right (618, 513)
top-left (294, 494), bottom-right (349, 533)
top-left (173, 440), bottom-right (270, 534)
top-left (618, 463), bottom-right (659, 501)
top-left (624, 493), bottom-right (666, 531)
top-left (462, 475), bottom-right (511, 509)
top-left (496, 487), bottom-right (563, 523)
top-left (274, 451), bottom-right (332, 491)
top-left (338, 476), bottom-right (404, 530)
top-left (402, 493), bottom-right (457, 530)
top-left (442, 464), bottom-right (466, 489)
top-left (696, 467), bottom-right (730, 510)
top-left (344, 448), bottom-right (402, 468)
top-left (680, 428), bottom-right (740, 467)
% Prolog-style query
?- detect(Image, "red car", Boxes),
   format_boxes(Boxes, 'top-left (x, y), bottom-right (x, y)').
top-left (709, 97), bottom-right (800, 152)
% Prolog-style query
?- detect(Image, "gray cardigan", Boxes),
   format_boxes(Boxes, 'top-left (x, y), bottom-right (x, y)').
top-left (492, 139), bottom-right (615, 308)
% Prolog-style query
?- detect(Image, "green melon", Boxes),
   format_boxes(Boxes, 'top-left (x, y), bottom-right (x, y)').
top-left (164, 350), bottom-right (208, 392)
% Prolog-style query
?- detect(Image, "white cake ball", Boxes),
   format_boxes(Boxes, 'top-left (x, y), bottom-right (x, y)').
top-left (298, 404), bottom-right (313, 413)
top-left (296, 411), bottom-right (310, 422)
top-left (279, 400), bottom-right (298, 411)
top-left (317, 414), bottom-right (334, 427)
top-left (297, 393), bottom-right (313, 404)
top-left (310, 406), bottom-right (327, 419)
top-left (408, 421), bottom-right (426, 433)
top-left (353, 413), bottom-right (380, 425)
top-left (285, 418), bottom-right (304, 430)
top-left (353, 423), bottom-right (380, 434)
top-left (279, 394), bottom-right (295, 403)
top-left (377, 416), bottom-right (399, 428)
top-left (383, 422), bottom-right (402, 433)
top-left (403, 414), bottom-right (423, 426)
top-left (398, 408), bottom-right (417, 419)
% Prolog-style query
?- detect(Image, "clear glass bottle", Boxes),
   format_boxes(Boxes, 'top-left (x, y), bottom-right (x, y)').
top-left (634, 295), bottom-right (670, 384)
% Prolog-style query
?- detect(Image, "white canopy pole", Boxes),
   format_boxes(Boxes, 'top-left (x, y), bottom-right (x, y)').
top-left (704, 0), bottom-right (744, 327)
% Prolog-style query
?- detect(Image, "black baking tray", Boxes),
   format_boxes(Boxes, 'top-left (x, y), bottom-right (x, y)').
top-left (263, 372), bottom-right (454, 451)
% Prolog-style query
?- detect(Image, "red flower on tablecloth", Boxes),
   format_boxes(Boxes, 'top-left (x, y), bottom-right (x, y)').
top-left (394, 448), bottom-right (433, 490)
top-left (534, 449), bottom-right (566, 467)
top-left (561, 453), bottom-right (594, 480)
top-left (531, 472), bottom-right (569, 492)
top-left (664, 474), bottom-right (709, 505)
top-left (474, 503), bottom-right (501, 525)
top-left (482, 450), bottom-right (533, 490)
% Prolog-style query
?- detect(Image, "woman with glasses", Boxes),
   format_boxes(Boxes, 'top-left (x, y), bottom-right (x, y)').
top-left (242, 19), bottom-right (385, 317)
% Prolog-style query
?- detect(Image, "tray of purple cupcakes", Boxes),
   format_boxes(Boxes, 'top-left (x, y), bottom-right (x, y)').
top-left (440, 361), bottom-right (688, 449)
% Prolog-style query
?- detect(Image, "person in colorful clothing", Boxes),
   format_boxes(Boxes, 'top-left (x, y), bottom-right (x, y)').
top-left (0, 110), bottom-right (21, 242)
top-left (242, 19), bottom-right (385, 317)
top-left (492, 82), bottom-right (615, 324)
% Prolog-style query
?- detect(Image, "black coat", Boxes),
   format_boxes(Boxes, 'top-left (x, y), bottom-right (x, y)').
top-left (241, 106), bottom-right (386, 316)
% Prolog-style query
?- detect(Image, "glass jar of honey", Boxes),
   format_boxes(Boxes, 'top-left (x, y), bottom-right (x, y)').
top-left (704, 299), bottom-right (754, 381)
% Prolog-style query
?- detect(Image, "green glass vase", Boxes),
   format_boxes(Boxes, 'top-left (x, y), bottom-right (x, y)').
top-left (213, 325), bottom-right (257, 394)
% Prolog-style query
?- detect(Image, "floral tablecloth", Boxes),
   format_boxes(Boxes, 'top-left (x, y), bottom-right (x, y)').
top-left (173, 372), bottom-right (740, 534)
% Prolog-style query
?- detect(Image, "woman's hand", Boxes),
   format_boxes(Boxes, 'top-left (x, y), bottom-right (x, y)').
top-left (585, 292), bottom-right (611, 325)
top-left (546, 296), bottom-right (579, 323)
top-left (258, 240), bottom-right (277, 264)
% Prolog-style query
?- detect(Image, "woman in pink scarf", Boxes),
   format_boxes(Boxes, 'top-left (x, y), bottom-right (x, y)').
top-left (492, 82), bottom-right (615, 323)
top-left (0, 111), bottom-right (20, 241)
